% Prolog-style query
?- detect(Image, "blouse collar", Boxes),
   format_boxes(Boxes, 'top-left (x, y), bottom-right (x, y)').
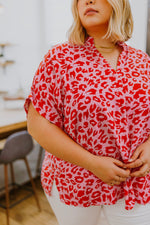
top-left (84, 36), bottom-right (128, 52)
top-left (84, 36), bottom-right (128, 72)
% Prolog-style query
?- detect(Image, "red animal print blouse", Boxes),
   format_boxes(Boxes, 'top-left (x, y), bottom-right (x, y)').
top-left (25, 37), bottom-right (150, 210)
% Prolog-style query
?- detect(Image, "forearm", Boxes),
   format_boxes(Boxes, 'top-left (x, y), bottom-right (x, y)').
top-left (27, 103), bottom-right (95, 172)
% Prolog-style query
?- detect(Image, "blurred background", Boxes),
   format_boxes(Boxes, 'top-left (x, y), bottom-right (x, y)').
top-left (0, 0), bottom-right (149, 96)
top-left (0, 1), bottom-right (149, 225)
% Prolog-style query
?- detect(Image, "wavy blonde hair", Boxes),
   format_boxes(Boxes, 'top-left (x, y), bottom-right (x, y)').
top-left (68, 0), bottom-right (134, 45)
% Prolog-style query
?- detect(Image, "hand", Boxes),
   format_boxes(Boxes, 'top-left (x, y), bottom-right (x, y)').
top-left (90, 156), bottom-right (130, 186)
top-left (124, 139), bottom-right (150, 177)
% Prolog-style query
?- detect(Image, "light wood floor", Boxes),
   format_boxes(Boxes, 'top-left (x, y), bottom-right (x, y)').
top-left (0, 178), bottom-right (58, 225)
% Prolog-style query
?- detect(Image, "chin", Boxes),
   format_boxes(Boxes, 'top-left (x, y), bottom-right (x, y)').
top-left (82, 17), bottom-right (109, 29)
top-left (83, 21), bottom-right (108, 31)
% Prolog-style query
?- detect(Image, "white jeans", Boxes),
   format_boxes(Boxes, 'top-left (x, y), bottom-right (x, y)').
top-left (45, 181), bottom-right (150, 225)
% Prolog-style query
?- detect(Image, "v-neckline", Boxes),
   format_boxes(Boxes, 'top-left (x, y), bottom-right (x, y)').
top-left (95, 45), bottom-right (124, 73)
top-left (85, 36), bottom-right (127, 73)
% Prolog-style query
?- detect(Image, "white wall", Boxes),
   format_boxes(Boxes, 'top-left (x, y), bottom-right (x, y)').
top-left (0, 0), bottom-right (72, 95)
top-left (0, 0), bottom-right (148, 95)
top-left (0, 0), bottom-right (43, 94)
top-left (128, 0), bottom-right (148, 51)
top-left (43, 0), bottom-right (72, 51)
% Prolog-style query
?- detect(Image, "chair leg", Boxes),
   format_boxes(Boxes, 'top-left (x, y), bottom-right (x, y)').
top-left (36, 146), bottom-right (43, 177)
top-left (23, 157), bottom-right (41, 211)
top-left (10, 163), bottom-right (17, 201)
top-left (4, 164), bottom-right (10, 225)
top-left (10, 163), bottom-right (15, 185)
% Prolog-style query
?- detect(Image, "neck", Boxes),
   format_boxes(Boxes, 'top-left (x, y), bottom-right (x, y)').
top-left (94, 36), bottom-right (115, 49)
top-left (87, 25), bottom-right (115, 48)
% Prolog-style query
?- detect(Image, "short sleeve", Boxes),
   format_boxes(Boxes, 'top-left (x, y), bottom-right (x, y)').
top-left (24, 50), bottom-right (64, 129)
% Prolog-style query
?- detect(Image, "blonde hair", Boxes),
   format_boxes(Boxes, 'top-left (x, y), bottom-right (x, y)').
top-left (68, 0), bottom-right (134, 45)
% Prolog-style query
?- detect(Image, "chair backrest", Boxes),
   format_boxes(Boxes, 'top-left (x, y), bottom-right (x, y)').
top-left (0, 131), bottom-right (34, 164)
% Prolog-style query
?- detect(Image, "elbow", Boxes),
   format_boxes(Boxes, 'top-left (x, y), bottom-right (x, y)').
top-left (27, 121), bottom-right (31, 135)
top-left (26, 110), bottom-right (37, 138)
top-left (26, 102), bottom-right (37, 137)
top-left (27, 116), bottom-right (39, 143)
top-left (27, 117), bottom-right (34, 137)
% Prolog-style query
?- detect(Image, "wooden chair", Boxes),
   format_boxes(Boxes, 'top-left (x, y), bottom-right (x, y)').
top-left (0, 131), bottom-right (41, 225)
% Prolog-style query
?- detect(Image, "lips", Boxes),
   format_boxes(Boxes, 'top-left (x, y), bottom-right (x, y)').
top-left (84, 8), bottom-right (98, 15)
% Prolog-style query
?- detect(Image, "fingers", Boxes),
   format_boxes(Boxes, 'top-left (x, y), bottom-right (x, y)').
top-left (115, 166), bottom-right (130, 178)
top-left (107, 165), bottom-right (130, 186)
top-left (113, 158), bottom-right (124, 168)
top-left (111, 158), bottom-right (130, 177)
top-left (108, 167), bottom-right (150, 186)
top-left (108, 180), bottom-right (121, 186)
top-left (130, 164), bottom-right (150, 177)
top-left (107, 159), bottom-right (131, 185)
top-left (115, 175), bottom-right (127, 182)
top-left (123, 147), bottom-right (143, 169)
top-left (108, 175), bottom-right (127, 186)
top-left (124, 158), bottom-right (145, 169)
top-left (129, 147), bottom-right (142, 162)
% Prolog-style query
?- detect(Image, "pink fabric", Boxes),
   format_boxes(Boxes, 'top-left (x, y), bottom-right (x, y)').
top-left (24, 37), bottom-right (150, 210)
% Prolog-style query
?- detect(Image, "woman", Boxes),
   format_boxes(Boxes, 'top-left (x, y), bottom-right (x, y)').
top-left (25, 0), bottom-right (150, 225)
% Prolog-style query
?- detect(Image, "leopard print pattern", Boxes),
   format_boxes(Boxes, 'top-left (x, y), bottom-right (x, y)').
top-left (25, 37), bottom-right (150, 210)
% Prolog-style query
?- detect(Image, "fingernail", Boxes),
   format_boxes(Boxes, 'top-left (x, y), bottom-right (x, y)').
top-left (128, 159), bottom-right (133, 162)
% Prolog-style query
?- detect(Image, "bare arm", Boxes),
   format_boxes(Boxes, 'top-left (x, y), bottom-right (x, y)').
top-left (27, 103), bottom-right (130, 185)
top-left (27, 103), bottom-right (95, 171)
